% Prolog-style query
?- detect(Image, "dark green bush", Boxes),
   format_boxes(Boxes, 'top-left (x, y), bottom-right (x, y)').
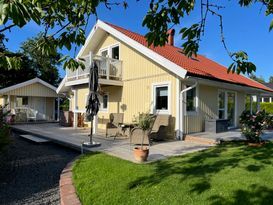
top-left (0, 125), bottom-right (10, 152)
top-left (0, 105), bottom-right (10, 152)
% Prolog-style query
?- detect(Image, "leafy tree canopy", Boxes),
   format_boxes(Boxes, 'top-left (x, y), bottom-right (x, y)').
top-left (249, 73), bottom-right (266, 83)
top-left (0, 0), bottom-right (272, 74)
top-left (20, 33), bottom-right (61, 86)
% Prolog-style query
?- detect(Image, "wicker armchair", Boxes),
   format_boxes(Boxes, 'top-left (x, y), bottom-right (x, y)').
top-left (130, 114), bottom-right (170, 146)
top-left (106, 113), bottom-right (124, 138)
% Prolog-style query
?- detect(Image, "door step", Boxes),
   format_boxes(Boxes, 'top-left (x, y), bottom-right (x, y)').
top-left (20, 134), bottom-right (50, 143)
top-left (184, 135), bottom-right (218, 145)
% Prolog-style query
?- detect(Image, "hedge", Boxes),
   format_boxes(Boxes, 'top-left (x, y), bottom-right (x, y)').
top-left (261, 102), bottom-right (273, 114)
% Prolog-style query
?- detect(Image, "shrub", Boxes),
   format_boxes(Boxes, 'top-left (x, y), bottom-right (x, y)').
top-left (240, 110), bottom-right (268, 143)
top-left (0, 105), bottom-right (11, 152)
top-left (0, 125), bottom-right (10, 152)
top-left (261, 102), bottom-right (273, 114)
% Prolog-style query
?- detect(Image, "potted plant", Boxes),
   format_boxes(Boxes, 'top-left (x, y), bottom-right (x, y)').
top-left (240, 110), bottom-right (268, 147)
top-left (133, 112), bottom-right (154, 162)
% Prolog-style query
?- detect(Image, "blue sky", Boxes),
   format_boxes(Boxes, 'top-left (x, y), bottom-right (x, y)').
top-left (3, 0), bottom-right (273, 80)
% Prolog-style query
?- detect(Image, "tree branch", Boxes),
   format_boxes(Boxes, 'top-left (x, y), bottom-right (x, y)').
top-left (0, 24), bottom-right (16, 33)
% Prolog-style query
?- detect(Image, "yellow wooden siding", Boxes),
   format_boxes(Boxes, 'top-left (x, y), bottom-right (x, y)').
top-left (77, 34), bottom-right (178, 135)
top-left (76, 34), bottom-right (249, 135)
top-left (183, 84), bottom-right (246, 134)
top-left (4, 83), bottom-right (57, 97)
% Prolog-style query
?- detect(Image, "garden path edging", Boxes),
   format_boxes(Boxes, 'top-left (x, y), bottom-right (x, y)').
top-left (59, 158), bottom-right (81, 205)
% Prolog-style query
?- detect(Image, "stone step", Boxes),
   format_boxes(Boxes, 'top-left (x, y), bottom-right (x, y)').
top-left (184, 135), bottom-right (218, 145)
top-left (20, 134), bottom-right (50, 143)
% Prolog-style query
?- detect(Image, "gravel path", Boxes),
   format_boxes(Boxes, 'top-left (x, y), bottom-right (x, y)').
top-left (0, 132), bottom-right (79, 205)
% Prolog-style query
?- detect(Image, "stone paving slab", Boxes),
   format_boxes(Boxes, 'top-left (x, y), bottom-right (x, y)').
top-left (12, 123), bottom-right (212, 163)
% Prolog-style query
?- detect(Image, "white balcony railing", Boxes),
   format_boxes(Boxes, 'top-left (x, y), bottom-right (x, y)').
top-left (66, 55), bottom-right (122, 82)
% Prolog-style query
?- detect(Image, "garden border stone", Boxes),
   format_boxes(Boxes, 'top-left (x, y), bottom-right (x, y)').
top-left (59, 158), bottom-right (81, 205)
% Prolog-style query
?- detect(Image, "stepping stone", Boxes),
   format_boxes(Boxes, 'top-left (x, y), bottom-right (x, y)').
top-left (20, 135), bottom-right (50, 143)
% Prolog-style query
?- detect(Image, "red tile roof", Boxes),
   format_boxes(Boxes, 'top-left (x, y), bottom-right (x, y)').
top-left (106, 22), bottom-right (272, 92)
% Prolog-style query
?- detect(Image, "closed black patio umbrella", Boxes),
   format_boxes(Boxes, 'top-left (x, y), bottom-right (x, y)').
top-left (85, 61), bottom-right (100, 146)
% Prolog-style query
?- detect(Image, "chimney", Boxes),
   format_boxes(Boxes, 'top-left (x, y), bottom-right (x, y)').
top-left (167, 29), bottom-right (175, 46)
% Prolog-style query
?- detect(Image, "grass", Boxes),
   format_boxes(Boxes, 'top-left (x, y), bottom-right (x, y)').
top-left (73, 142), bottom-right (273, 205)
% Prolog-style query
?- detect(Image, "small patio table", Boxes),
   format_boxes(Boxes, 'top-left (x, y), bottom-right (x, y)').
top-left (118, 123), bottom-right (137, 138)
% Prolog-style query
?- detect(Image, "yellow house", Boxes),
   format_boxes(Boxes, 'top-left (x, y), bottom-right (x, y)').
top-left (57, 20), bottom-right (273, 139)
top-left (0, 78), bottom-right (60, 122)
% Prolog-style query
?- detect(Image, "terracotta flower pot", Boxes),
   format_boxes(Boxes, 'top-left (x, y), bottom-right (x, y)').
top-left (133, 147), bottom-right (149, 162)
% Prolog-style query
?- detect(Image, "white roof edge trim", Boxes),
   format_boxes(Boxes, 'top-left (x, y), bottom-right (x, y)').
top-left (56, 76), bottom-right (67, 94)
top-left (0, 77), bottom-right (57, 94)
top-left (76, 19), bottom-right (187, 78)
top-left (76, 21), bottom-right (98, 59)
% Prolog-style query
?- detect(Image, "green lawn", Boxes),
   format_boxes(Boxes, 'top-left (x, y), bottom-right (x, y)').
top-left (73, 142), bottom-right (273, 205)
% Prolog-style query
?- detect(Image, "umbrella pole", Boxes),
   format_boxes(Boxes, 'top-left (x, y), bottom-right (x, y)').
top-left (90, 118), bottom-right (93, 144)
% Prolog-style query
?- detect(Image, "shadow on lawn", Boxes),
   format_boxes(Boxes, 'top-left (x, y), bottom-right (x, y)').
top-left (209, 184), bottom-right (273, 205)
top-left (128, 142), bottom-right (273, 202)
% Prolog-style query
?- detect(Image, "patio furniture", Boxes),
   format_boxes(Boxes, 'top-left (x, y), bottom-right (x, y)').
top-left (205, 119), bottom-right (229, 133)
top-left (130, 114), bottom-right (171, 146)
top-left (27, 109), bottom-right (38, 122)
top-left (119, 123), bottom-right (136, 138)
top-left (106, 113), bottom-right (124, 138)
top-left (150, 114), bottom-right (171, 141)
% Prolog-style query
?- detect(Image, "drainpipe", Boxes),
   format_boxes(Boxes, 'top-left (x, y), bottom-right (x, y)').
top-left (178, 80), bottom-right (198, 140)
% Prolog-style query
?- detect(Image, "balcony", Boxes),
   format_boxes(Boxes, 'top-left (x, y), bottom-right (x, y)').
top-left (66, 55), bottom-right (123, 86)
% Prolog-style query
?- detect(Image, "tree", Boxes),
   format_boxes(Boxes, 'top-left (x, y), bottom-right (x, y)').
top-left (21, 33), bottom-right (61, 86)
top-left (0, 34), bottom-right (38, 89)
top-left (0, 0), bottom-right (272, 74)
top-left (249, 74), bottom-right (265, 83)
top-left (269, 76), bottom-right (273, 83)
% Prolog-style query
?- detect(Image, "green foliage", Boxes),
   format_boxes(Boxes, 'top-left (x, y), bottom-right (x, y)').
top-left (133, 112), bottom-right (154, 131)
top-left (0, 0), bottom-right (127, 71)
top-left (73, 143), bottom-right (273, 205)
top-left (0, 105), bottom-right (10, 152)
top-left (21, 33), bottom-right (61, 86)
top-left (240, 110), bottom-right (268, 143)
top-left (248, 73), bottom-right (265, 83)
top-left (261, 102), bottom-right (273, 114)
top-left (228, 51), bottom-right (256, 74)
top-left (60, 98), bottom-right (70, 111)
top-left (0, 0), bottom-right (272, 74)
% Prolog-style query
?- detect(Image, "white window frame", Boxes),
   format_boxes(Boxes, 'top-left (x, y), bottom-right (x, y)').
top-left (185, 84), bottom-right (199, 116)
top-left (151, 82), bottom-right (171, 115)
top-left (218, 89), bottom-right (237, 127)
top-left (99, 42), bottom-right (121, 60)
top-left (100, 93), bottom-right (109, 113)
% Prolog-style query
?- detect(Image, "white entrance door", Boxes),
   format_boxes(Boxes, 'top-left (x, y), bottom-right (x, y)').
top-left (32, 97), bottom-right (46, 120)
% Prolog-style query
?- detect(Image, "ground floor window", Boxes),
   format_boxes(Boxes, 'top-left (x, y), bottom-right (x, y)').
top-left (16, 96), bottom-right (28, 107)
top-left (100, 94), bottom-right (108, 111)
top-left (153, 82), bottom-right (170, 114)
top-left (186, 86), bottom-right (197, 112)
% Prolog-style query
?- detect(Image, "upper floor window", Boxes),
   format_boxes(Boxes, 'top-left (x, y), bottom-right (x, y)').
top-left (186, 86), bottom-right (197, 112)
top-left (101, 49), bottom-right (108, 57)
top-left (152, 82), bottom-right (170, 114)
top-left (111, 46), bottom-right (119, 60)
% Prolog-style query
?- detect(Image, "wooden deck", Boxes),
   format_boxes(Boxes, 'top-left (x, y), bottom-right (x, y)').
top-left (11, 123), bottom-right (212, 163)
